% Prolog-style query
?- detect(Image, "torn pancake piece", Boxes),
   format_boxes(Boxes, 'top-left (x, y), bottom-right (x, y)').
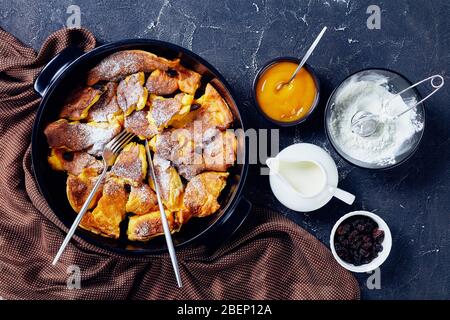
top-left (148, 93), bottom-right (193, 129)
top-left (48, 148), bottom-right (102, 176)
top-left (145, 69), bottom-right (179, 96)
top-left (66, 168), bottom-right (104, 213)
top-left (203, 129), bottom-right (237, 172)
top-left (127, 210), bottom-right (176, 241)
top-left (124, 109), bottom-right (158, 139)
top-left (80, 177), bottom-right (128, 239)
top-left (183, 171), bottom-right (229, 218)
top-left (87, 82), bottom-right (122, 122)
top-left (44, 119), bottom-right (121, 153)
top-left (152, 155), bottom-right (184, 211)
top-left (86, 50), bottom-right (178, 85)
top-left (195, 83), bottom-right (233, 130)
top-left (117, 72), bottom-right (148, 116)
top-left (59, 86), bottom-right (104, 121)
top-left (110, 142), bottom-right (147, 186)
top-left (125, 183), bottom-right (158, 215)
top-left (152, 127), bottom-right (205, 180)
top-left (173, 64), bottom-right (202, 95)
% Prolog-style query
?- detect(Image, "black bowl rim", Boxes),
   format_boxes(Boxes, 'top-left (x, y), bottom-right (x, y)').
top-left (252, 56), bottom-right (321, 127)
top-left (31, 39), bottom-right (248, 255)
top-left (323, 67), bottom-right (426, 171)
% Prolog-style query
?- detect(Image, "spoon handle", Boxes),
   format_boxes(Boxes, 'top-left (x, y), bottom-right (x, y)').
top-left (287, 26), bottom-right (327, 84)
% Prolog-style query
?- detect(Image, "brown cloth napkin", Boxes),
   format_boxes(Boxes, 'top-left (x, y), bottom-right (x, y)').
top-left (0, 27), bottom-right (360, 300)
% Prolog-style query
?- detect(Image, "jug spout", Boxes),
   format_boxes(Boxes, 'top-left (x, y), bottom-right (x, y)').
top-left (266, 157), bottom-right (279, 172)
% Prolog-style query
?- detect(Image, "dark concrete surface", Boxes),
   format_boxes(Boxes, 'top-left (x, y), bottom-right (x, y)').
top-left (1, 0), bottom-right (449, 299)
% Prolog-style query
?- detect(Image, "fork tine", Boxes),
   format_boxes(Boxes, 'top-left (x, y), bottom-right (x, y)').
top-left (110, 131), bottom-right (132, 152)
top-left (112, 133), bottom-right (135, 154)
top-left (106, 130), bottom-right (128, 150)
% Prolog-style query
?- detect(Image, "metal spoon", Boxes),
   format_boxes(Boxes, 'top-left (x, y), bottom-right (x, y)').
top-left (276, 26), bottom-right (327, 91)
top-left (351, 75), bottom-right (444, 137)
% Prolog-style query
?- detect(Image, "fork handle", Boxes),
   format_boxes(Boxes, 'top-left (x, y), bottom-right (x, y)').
top-left (52, 167), bottom-right (108, 265)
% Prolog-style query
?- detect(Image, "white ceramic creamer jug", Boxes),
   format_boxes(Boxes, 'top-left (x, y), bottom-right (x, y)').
top-left (266, 143), bottom-right (355, 212)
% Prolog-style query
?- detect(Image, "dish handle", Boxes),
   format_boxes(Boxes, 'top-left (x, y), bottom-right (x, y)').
top-left (34, 46), bottom-right (84, 97)
top-left (205, 196), bottom-right (252, 254)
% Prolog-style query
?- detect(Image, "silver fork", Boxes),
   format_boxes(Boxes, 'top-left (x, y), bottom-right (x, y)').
top-left (52, 130), bottom-right (135, 265)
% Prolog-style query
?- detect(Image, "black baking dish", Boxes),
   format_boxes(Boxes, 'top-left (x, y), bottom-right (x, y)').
top-left (32, 39), bottom-right (250, 255)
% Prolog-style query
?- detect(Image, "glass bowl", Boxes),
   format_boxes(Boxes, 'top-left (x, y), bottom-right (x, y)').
top-left (324, 68), bottom-right (425, 169)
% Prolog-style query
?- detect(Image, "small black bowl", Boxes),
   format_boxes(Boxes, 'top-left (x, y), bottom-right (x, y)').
top-left (252, 56), bottom-right (321, 127)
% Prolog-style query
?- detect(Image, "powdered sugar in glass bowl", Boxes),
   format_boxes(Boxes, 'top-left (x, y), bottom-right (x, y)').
top-left (325, 69), bottom-right (425, 169)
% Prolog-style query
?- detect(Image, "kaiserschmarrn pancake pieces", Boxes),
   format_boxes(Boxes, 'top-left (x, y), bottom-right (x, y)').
top-left (127, 210), bottom-right (176, 241)
top-left (44, 119), bottom-right (121, 154)
top-left (110, 142), bottom-right (147, 186)
top-left (148, 93), bottom-right (193, 129)
top-left (152, 155), bottom-right (184, 211)
top-left (117, 72), bottom-right (148, 116)
top-left (86, 50), bottom-right (178, 85)
top-left (45, 49), bottom-right (237, 242)
top-left (80, 177), bottom-right (128, 238)
top-left (67, 168), bottom-right (104, 213)
top-left (183, 172), bottom-right (229, 218)
top-left (48, 148), bottom-right (102, 176)
top-left (87, 82), bottom-right (122, 122)
top-left (124, 109), bottom-right (158, 139)
top-left (125, 183), bottom-right (158, 215)
top-left (59, 86), bottom-right (104, 121)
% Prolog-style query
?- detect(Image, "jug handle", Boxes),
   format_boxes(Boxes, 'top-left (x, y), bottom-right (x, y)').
top-left (330, 186), bottom-right (355, 205)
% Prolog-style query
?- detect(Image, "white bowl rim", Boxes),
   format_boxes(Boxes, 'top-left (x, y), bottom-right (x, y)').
top-left (330, 210), bottom-right (392, 273)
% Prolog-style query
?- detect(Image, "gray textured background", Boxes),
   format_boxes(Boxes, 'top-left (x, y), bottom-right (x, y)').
top-left (1, 0), bottom-right (449, 299)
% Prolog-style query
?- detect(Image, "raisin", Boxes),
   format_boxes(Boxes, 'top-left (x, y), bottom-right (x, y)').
top-left (336, 224), bottom-right (351, 236)
top-left (356, 223), bottom-right (365, 232)
top-left (348, 230), bottom-right (359, 242)
top-left (334, 215), bottom-right (385, 266)
top-left (124, 184), bottom-right (131, 193)
top-left (62, 151), bottom-right (74, 161)
top-left (166, 69), bottom-right (178, 78)
top-left (373, 229), bottom-right (385, 243)
top-left (190, 103), bottom-right (201, 111)
top-left (374, 244), bottom-right (383, 253)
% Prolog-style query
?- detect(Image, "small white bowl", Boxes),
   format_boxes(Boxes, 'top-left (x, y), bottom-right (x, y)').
top-left (330, 211), bottom-right (392, 273)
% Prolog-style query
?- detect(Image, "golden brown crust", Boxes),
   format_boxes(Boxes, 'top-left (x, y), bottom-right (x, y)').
top-left (80, 177), bottom-right (128, 238)
top-left (145, 69), bottom-right (179, 95)
top-left (48, 148), bottom-right (102, 176)
top-left (127, 211), bottom-right (176, 241)
top-left (196, 83), bottom-right (233, 130)
top-left (66, 168), bottom-right (103, 213)
top-left (111, 142), bottom-right (147, 186)
top-left (183, 172), bottom-right (229, 218)
top-left (87, 82), bottom-right (122, 122)
top-left (147, 93), bottom-right (193, 131)
top-left (152, 155), bottom-right (184, 211)
top-left (153, 126), bottom-right (237, 180)
top-left (124, 109), bottom-right (158, 139)
top-left (86, 50), bottom-right (178, 85)
top-left (44, 119), bottom-right (121, 153)
top-left (59, 86), bottom-right (104, 121)
top-left (174, 64), bottom-right (202, 95)
top-left (125, 183), bottom-right (158, 215)
top-left (117, 72), bottom-right (148, 116)
top-left (203, 129), bottom-right (237, 172)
